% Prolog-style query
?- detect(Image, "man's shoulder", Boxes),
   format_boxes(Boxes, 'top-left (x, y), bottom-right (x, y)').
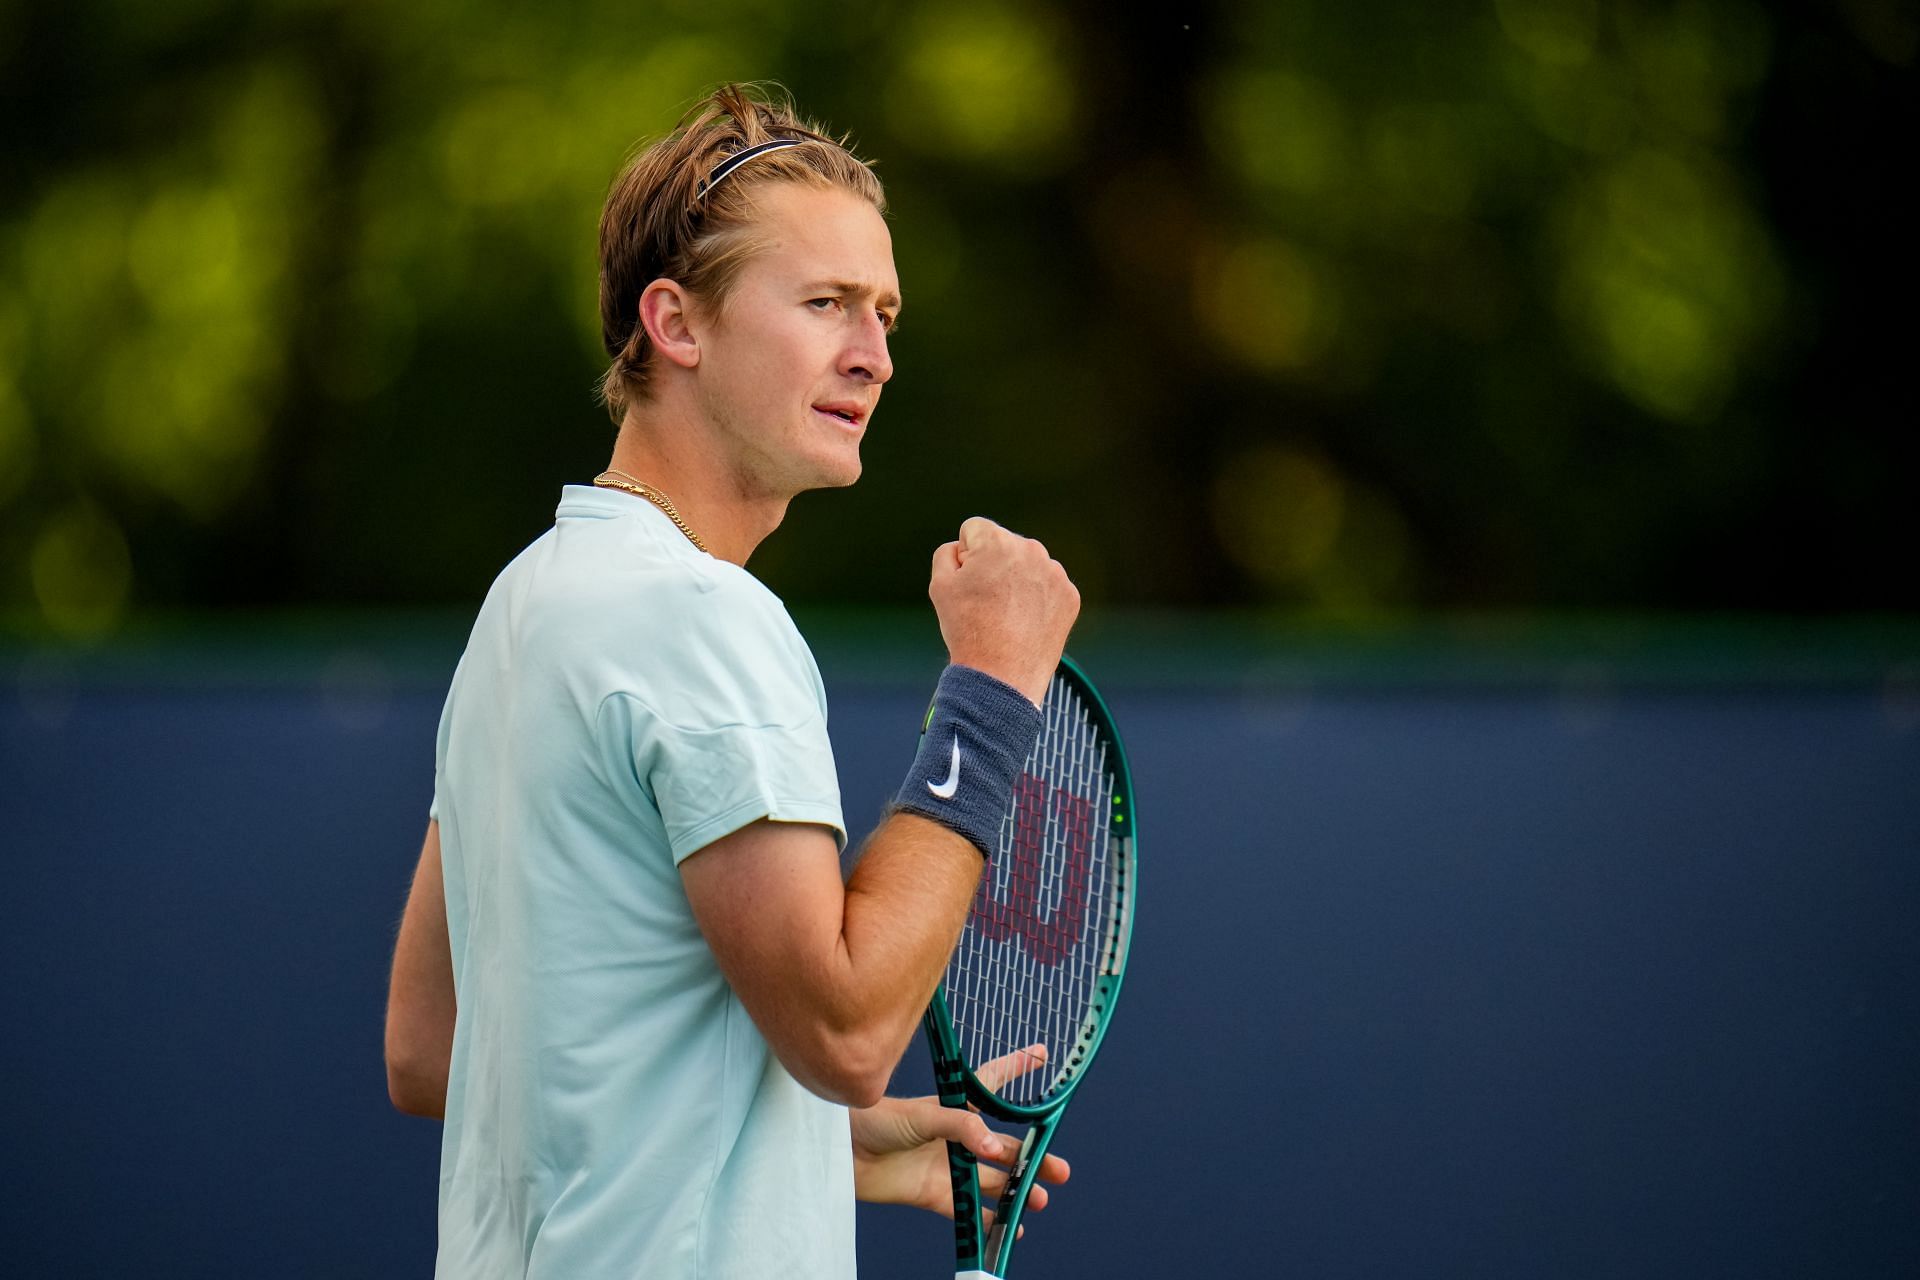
top-left (542, 553), bottom-right (814, 686)
top-left (595, 555), bottom-right (801, 651)
top-left (488, 519), bottom-right (790, 635)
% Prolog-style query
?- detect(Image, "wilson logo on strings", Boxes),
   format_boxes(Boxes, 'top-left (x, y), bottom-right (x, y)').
top-left (972, 773), bottom-right (1096, 966)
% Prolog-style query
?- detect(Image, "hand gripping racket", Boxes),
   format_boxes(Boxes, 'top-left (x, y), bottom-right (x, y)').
top-left (925, 655), bottom-right (1137, 1278)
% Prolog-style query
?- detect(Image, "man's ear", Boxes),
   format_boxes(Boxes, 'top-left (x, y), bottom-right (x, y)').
top-left (639, 279), bottom-right (701, 370)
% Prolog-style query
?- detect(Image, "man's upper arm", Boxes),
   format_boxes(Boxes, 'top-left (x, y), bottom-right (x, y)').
top-left (679, 819), bottom-right (869, 1103)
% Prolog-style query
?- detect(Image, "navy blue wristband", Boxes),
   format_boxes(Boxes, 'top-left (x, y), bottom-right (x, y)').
top-left (891, 664), bottom-right (1045, 860)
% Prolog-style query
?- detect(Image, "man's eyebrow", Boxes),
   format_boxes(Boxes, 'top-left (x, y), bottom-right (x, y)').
top-left (804, 280), bottom-right (903, 311)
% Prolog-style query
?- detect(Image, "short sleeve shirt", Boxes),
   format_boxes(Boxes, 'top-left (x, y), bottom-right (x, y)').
top-left (431, 485), bottom-right (854, 1279)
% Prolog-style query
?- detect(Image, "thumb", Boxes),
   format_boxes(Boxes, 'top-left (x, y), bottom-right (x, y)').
top-left (903, 1097), bottom-right (1011, 1163)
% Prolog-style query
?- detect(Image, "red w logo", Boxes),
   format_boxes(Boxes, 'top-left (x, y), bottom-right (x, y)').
top-left (972, 773), bottom-right (1097, 967)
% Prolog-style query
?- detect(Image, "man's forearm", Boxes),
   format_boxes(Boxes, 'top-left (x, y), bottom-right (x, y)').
top-left (684, 809), bottom-right (983, 1107)
top-left (826, 811), bottom-right (984, 1080)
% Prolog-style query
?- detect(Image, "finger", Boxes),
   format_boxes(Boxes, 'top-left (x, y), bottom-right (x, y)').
top-left (929, 540), bottom-right (961, 577)
top-left (1034, 1152), bottom-right (1071, 1185)
top-left (979, 1164), bottom-right (1051, 1213)
top-left (973, 1042), bottom-right (1048, 1095)
top-left (973, 1144), bottom-right (1067, 1185)
top-left (956, 516), bottom-right (1004, 560)
top-left (978, 1202), bottom-right (1035, 1242)
top-left (980, 1205), bottom-right (1027, 1240)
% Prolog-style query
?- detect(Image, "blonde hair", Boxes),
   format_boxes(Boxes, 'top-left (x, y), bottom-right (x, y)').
top-left (596, 83), bottom-right (886, 420)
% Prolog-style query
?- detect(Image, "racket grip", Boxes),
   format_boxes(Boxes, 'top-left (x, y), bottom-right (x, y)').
top-left (946, 1138), bottom-right (984, 1267)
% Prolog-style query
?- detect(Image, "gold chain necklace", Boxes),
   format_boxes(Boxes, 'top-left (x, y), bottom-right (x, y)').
top-left (592, 469), bottom-right (708, 553)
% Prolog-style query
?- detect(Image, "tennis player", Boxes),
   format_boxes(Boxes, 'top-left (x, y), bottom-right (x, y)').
top-left (383, 84), bottom-right (1076, 1277)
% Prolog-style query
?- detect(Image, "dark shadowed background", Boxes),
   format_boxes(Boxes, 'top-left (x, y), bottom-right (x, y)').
top-left (1, 0), bottom-right (1914, 620)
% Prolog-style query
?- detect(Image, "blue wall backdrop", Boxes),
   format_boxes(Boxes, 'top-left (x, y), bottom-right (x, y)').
top-left (2, 641), bottom-right (1916, 1277)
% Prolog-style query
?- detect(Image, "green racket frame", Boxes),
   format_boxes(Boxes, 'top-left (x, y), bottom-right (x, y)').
top-left (923, 654), bottom-right (1137, 1278)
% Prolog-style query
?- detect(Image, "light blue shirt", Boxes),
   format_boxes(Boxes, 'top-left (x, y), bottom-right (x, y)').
top-left (431, 485), bottom-right (854, 1279)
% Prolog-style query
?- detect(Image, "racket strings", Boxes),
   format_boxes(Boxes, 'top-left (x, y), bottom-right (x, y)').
top-left (947, 673), bottom-right (1120, 1108)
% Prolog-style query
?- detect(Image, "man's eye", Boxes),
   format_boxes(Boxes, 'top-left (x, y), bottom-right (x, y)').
top-left (809, 298), bottom-right (839, 311)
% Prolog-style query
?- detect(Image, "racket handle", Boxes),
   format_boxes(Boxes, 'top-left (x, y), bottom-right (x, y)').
top-left (979, 1118), bottom-right (1058, 1273)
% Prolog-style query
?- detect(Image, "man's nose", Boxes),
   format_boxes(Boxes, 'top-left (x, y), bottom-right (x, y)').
top-left (843, 313), bottom-right (893, 384)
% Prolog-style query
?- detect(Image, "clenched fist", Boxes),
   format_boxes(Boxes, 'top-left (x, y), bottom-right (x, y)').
top-left (928, 517), bottom-right (1080, 707)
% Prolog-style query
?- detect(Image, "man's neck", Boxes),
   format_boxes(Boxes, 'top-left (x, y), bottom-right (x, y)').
top-left (604, 403), bottom-right (789, 568)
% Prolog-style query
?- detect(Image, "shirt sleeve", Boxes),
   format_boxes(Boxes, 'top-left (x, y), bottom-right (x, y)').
top-left (429, 659), bottom-right (461, 824)
top-left (594, 580), bottom-right (845, 863)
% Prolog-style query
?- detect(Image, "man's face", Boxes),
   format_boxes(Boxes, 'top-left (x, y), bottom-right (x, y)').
top-left (693, 182), bottom-right (900, 498)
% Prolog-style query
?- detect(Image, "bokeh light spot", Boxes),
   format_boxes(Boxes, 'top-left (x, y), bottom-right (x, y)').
top-left (1367, 106), bottom-right (1478, 220)
top-left (129, 188), bottom-right (242, 316)
top-left (1840, 0), bottom-right (1920, 65)
top-left (1195, 237), bottom-right (1340, 373)
top-left (893, 4), bottom-right (1075, 171)
top-left (0, 368), bottom-right (33, 507)
top-left (1312, 483), bottom-right (1413, 612)
top-left (1496, 0), bottom-right (1601, 66)
top-left (215, 62), bottom-right (327, 190)
top-left (439, 89), bottom-right (560, 208)
top-left (30, 502), bottom-right (133, 639)
top-left (1555, 147), bottom-right (1780, 421)
top-left (1621, 1), bottom-right (1773, 140)
top-left (1211, 443), bottom-right (1347, 589)
top-left (1883, 664), bottom-right (1920, 734)
top-left (1206, 69), bottom-right (1344, 196)
top-left (1503, 45), bottom-right (1635, 154)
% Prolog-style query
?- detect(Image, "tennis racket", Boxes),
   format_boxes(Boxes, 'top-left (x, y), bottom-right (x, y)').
top-left (925, 654), bottom-right (1137, 1278)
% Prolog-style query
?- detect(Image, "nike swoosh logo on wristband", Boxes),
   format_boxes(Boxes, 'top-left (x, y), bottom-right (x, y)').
top-left (927, 738), bottom-right (961, 799)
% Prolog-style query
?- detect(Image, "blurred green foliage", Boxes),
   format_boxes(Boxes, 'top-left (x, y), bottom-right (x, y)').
top-left (0, 0), bottom-right (1912, 638)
